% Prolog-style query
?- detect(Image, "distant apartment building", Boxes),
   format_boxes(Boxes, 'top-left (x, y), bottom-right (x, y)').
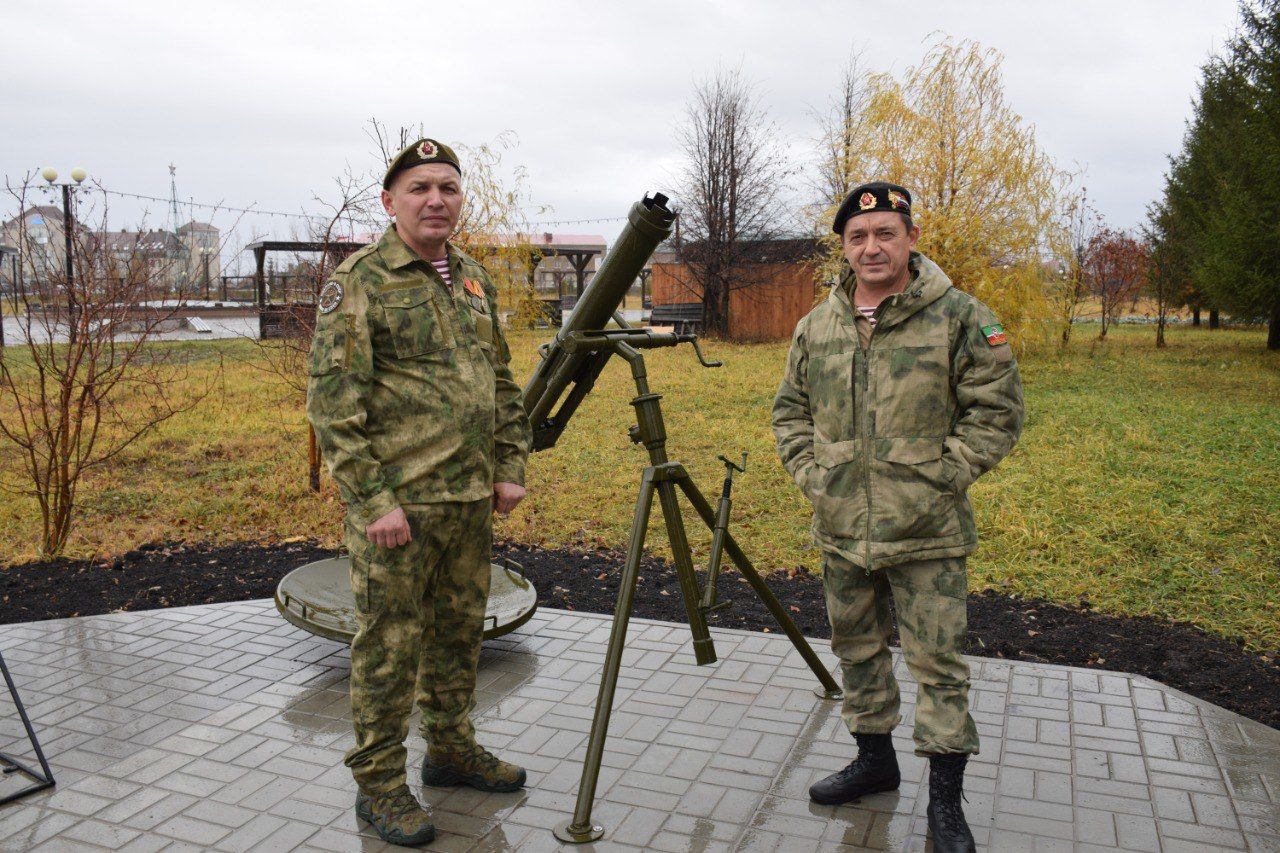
top-left (178, 221), bottom-right (221, 292)
top-left (92, 229), bottom-right (187, 295)
top-left (0, 206), bottom-right (66, 288)
top-left (0, 207), bottom-right (221, 296)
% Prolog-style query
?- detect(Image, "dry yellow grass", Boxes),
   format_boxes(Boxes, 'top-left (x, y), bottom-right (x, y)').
top-left (0, 324), bottom-right (1276, 650)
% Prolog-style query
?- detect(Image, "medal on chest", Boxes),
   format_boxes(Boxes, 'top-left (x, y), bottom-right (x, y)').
top-left (462, 278), bottom-right (488, 314)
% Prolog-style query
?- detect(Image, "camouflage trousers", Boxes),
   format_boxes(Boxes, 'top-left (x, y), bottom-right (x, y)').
top-left (343, 499), bottom-right (492, 795)
top-left (822, 551), bottom-right (979, 755)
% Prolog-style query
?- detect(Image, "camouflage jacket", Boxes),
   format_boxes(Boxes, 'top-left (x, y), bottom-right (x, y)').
top-left (772, 252), bottom-right (1024, 570)
top-left (306, 226), bottom-right (531, 527)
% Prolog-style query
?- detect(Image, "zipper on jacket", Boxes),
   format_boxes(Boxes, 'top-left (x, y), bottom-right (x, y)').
top-left (860, 332), bottom-right (874, 573)
top-left (861, 293), bottom-right (898, 572)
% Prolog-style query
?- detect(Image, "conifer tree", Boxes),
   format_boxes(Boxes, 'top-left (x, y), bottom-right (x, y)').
top-left (1158, 0), bottom-right (1280, 348)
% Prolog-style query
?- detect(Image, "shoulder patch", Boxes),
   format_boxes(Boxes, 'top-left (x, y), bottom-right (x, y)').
top-left (318, 280), bottom-right (344, 315)
top-left (981, 323), bottom-right (1008, 346)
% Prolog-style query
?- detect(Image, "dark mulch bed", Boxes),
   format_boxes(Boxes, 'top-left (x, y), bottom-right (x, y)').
top-left (3, 538), bottom-right (1276, 729)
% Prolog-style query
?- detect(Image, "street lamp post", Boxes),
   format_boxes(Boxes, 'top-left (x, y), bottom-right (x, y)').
top-left (8, 252), bottom-right (14, 348)
top-left (202, 248), bottom-right (212, 301)
top-left (0, 245), bottom-right (19, 349)
top-left (40, 167), bottom-right (88, 345)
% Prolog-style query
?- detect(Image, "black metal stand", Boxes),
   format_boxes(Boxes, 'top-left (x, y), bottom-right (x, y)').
top-left (551, 335), bottom-right (841, 844)
top-left (0, 651), bottom-right (55, 805)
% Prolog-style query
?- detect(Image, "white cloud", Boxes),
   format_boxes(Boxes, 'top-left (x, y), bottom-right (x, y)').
top-left (1, 0), bottom-right (1240, 258)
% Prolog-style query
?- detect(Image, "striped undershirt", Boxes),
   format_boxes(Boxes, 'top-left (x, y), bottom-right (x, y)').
top-left (429, 258), bottom-right (452, 288)
top-left (855, 304), bottom-right (878, 326)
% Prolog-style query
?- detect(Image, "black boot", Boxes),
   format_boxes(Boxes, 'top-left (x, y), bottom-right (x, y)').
top-left (809, 732), bottom-right (900, 805)
top-left (927, 753), bottom-right (976, 853)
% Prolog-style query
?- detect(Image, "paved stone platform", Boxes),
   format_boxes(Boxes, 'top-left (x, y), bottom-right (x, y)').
top-left (0, 600), bottom-right (1276, 851)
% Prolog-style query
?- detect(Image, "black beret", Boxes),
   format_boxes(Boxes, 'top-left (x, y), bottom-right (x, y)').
top-left (383, 138), bottom-right (462, 189)
top-left (833, 181), bottom-right (913, 234)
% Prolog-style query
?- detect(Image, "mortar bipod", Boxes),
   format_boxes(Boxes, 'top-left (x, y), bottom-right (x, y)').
top-left (553, 331), bottom-right (842, 845)
top-left (699, 452), bottom-right (747, 616)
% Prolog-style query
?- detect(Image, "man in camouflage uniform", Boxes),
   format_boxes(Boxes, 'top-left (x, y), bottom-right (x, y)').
top-left (307, 138), bottom-right (532, 847)
top-left (772, 182), bottom-right (1023, 853)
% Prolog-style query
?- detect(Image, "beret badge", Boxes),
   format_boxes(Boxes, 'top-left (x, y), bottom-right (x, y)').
top-left (417, 139), bottom-right (440, 159)
top-left (833, 181), bottom-right (913, 233)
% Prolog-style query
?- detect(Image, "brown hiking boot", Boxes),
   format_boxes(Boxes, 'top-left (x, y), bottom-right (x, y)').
top-left (421, 742), bottom-right (526, 792)
top-left (355, 785), bottom-right (435, 847)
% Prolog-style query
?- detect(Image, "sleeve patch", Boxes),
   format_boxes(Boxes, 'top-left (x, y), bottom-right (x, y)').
top-left (318, 280), bottom-right (344, 315)
top-left (981, 324), bottom-right (1008, 346)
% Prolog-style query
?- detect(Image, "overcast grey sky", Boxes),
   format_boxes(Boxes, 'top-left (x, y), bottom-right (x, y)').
top-left (2, 0), bottom-right (1241, 265)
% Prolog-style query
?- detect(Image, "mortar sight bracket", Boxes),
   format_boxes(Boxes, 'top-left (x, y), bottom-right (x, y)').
top-left (644, 191), bottom-right (670, 210)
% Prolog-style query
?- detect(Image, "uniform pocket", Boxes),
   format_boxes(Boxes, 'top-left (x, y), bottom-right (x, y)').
top-left (308, 328), bottom-right (344, 376)
top-left (870, 345), bottom-right (950, 437)
top-left (875, 437), bottom-right (944, 465)
top-left (870, 437), bottom-right (960, 541)
top-left (893, 557), bottom-right (969, 658)
top-left (822, 553), bottom-right (871, 607)
top-left (809, 439), bottom-right (865, 539)
top-left (477, 338), bottom-right (499, 372)
top-left (472, 307), bottom-right (495, 345)
top-left (383, 286), bottom-right (455, 358)
top-left (345, 520), bottom-right (423, 618)
top-left (344, 522), bottom-right (383, 615)
top-left (348, 553), bottom-right (382, 615)
top-left (805, 349), bottom-right (855, 442)
top-left (814, 439), bottom-right (858, 468)
top-left (345, 522), bottom-right (389, 614)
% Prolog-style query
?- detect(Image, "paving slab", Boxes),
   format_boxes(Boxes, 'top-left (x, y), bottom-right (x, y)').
top-left (1, 600), bottom-right (1277, 851)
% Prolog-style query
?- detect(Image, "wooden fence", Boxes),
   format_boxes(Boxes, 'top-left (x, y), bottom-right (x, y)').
top-left (650, 262), bottom-right (817, 341)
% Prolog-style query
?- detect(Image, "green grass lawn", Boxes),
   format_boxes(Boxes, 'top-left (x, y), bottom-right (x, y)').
top-left (1, 324), bottom-right (1276, 651)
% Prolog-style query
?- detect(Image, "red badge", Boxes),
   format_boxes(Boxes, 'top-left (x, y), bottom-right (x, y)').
top-left (858, 191), bottom-right (876, 210)
top-left (463, 278), bottom-right (484, 299)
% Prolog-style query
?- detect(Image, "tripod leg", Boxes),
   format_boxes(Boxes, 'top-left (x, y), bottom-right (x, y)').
top-left (0, 650), bottom-right (56, 805)
top-left (655, 478), bottom-right (716, 666)
top-left (676, 479), bottom-right (843, 699)
top-left (554, 470), bottom-right (657, 844)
